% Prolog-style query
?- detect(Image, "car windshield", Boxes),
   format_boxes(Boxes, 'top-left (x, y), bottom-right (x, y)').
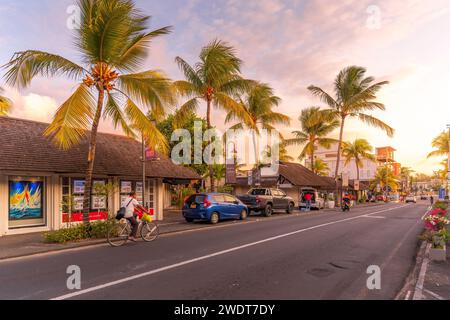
top-left (186, 195), bottom-right (206, 205)
top-left (249, 189), bottom-right (267, 195)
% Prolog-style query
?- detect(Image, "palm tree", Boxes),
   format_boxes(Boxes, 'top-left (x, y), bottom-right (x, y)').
top-left (0, 87), bottom-right (12, 116)
top-left (308, 66), bottom-right (394, 181)
top-left (174, 39), bottom-right (253, 191)
top-left (225, 82), bottom-right (290, 164)
top-left (286, 107), bottom-right (340, 171)
top-left (313, 159), bottom-right (330, 176)
top-left (341, 139), bottom-right (376, 181)
top-left (370, 167), bottom-right (399, 192)
top-left (3, 0), bottom-right (175, 224)
top-left (400, 166), bottom-right (414, 192)
top-left (427, 132), bottom-right (449, 158)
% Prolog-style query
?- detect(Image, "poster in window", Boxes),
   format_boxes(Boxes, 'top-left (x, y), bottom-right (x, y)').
top-left (121, 181), bottom-right (132, 194)
top-left (92, 196), bottom-right (107, 210)
top-left (9, 180), bottom-right (44, 220)
top-left (74, 180), bottom-right (85, 194)
top-left (73, 196), bottom-right (84, 211)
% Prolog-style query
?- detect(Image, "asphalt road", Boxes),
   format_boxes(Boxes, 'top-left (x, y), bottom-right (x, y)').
top-left (0, 202), bottom-right (427, 300)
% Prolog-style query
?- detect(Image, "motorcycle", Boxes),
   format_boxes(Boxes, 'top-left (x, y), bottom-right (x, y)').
top-left (342, 200), bottom-right (350, 212)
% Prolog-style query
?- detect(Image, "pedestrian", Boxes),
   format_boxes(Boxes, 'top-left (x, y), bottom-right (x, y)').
top-left (304, 193), bottom-right (312, 211)
top-left (430, 195), bottom-right (434, 206)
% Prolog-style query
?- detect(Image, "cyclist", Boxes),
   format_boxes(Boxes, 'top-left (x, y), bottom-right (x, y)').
top-left (123, 191), bottom-right (150, 242)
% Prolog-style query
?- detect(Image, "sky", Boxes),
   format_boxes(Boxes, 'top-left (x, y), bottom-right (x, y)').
top-left (1, 0), bottom-right (450, 174)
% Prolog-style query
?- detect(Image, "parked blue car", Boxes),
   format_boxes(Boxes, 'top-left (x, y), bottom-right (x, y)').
top-left (182, 193), bottom-right (248, 224)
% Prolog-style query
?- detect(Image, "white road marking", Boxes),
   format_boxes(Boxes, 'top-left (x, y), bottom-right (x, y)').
top-left (413, 242), bottom-right (431, 300)
top-left (423, 288), bottom-right (445, 300)
top-left (405, 290), bottom-right (411, 300)
top-left (362, 215), bottom-right (387, 219)
top-left (51, 204), bottom-right (410, 300)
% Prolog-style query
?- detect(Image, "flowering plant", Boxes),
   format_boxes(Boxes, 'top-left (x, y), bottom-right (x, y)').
top-left (424, 214), bottom-right (450, 232)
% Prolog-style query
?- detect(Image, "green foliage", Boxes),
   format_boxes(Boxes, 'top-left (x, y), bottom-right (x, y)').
top-left (43, 219), bottom-right (114, 243)
top-left (432, 201), bottom-right (449, 211)
top-left (217, 185), bottom-right (234, 194)
top-left (157, 111), bottom-right (209, 177)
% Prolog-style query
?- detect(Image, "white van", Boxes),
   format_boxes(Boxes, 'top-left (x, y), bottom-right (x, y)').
top-left (299, 187), bottom-right (325, 210)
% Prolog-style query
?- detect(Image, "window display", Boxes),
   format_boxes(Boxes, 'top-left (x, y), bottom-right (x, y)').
top-left (9, 177), bottom-right (45, 228)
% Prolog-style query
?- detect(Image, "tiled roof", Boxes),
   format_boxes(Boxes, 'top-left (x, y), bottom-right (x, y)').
top-left (0, 117), bottom-right (200, 180)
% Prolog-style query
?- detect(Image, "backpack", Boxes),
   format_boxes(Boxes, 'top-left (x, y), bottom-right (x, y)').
top-left (116, 198), bottom-right (134, 220)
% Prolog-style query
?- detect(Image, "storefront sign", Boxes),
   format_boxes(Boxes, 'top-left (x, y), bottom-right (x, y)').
top-left (354, 180), bottom-right (360, 191)
top-left (74, 180), bottom-right (85, 194)
top-left (91, 195), bottom-right (107, 210)
top-left (73, 196), bottom-right (84, 211)
top-left (121, 181), bottom-right (132, 193)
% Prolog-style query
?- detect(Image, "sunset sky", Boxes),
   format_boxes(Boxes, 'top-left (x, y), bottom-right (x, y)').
top-left (1, 0), bottom-right (450, 174)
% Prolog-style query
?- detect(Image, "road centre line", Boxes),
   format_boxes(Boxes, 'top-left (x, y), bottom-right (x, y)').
top-left (52, 204), bottom-right (410, 300)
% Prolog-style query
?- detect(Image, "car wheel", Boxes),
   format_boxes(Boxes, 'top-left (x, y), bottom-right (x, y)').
top-left (210, 212), bottom-right (220, 224)
top-left (264, 204), bottom-right (273, 217)
top-left (185, 217), bottom-right (194, 223)
top-left (240, 210), bottom-right (248, 220)
top-left (286, 202), bottom-right (294, 214)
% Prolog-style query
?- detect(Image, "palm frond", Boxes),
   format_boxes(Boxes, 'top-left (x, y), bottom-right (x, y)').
top-left (43, 84), bottom-right (96, 150)
top-left (173, 98), bottom-right (200, 128)
top-left (115, 26), bottom-right (173, 72)
top-left (307, 86), bottom-right (338, 108)
top-left (124, 99), bottom-right (169, 154)
top-left (3, 50), bottom-right (85, 88)
top-left (175, 57), bottom-right (203, 90)
top-left (118, 70), bottom-right (175, 121)
top-left (0, 88), bottom-right (12, 116)
top-left (358, 113), bottom-right (394, 137)
top-left (104, 92), bottom-right (136, 138)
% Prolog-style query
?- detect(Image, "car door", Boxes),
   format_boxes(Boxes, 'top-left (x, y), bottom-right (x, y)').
top-left (271, 189), bottom-right (284, 209)
top-left (212, 194), bottom-right (227, 218)
top-left (224, 195), bottom-right (241, 217)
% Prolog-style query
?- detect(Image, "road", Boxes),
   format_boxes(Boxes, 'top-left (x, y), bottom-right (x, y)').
top-left (0, 202), bottom-right (427, 300)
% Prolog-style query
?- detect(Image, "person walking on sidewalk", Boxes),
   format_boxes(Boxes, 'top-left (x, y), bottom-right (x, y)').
top-left (430, 195), bottom-right (434, 207)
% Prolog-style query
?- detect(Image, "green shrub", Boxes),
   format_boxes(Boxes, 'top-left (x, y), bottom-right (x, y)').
top-left (432, 201), bottom-right (448, 211)
top-left (217, 185), bottom-right (234, 194)
top-left (43, 219), bottom-right (113, 243)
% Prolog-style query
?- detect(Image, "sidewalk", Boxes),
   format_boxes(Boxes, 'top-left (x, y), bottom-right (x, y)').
top-left (414, 242), bottom-right (450, 300)
top-left (0, 201), bottom-right (388, 261)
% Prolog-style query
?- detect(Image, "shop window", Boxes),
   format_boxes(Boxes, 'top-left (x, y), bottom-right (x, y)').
top-left (8, 176), bottom-right (45, 228)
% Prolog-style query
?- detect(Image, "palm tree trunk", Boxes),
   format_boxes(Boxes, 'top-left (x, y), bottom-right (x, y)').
top-left (82, 87), bottom-right (105, 225)
top-left (206, 99), bottom-right (215, 192)
top-left (356, 162), bottom-right (360, 203)
top-left (335, 116), bottom-right (346, 205)
top-left (310, 142), bottom-right (315, 172)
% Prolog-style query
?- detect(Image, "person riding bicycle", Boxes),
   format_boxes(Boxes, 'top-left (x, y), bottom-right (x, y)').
top-left (123, 191), bottom-right (149, 242)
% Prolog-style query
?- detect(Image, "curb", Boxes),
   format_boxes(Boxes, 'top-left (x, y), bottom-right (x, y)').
top-left (412, 242), bottom-right (431, 300)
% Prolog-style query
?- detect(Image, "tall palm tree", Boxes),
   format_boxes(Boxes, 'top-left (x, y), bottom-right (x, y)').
top-left (427, 132), bottom-right (449, 158)
top-left (286, 107), bottom-right (340, 171)
top-left (308, 66), bottom-right (394, 181)
top-left (0, 87), bottom-right (12, 116)
top-left (341, 139), bottom-right (376, 181)
top-left (3, 0), bottom-right (175, 224)
top-left (313, 159), bottom-right (330, 176)
top-left (400, 166), bottom-right (414, 192)
top-left (371, 167), bottom-right (399, 192)
top-left (174, 39), bottom-right (253, 191)
top-left (225, 82), bottom-right (290, 164)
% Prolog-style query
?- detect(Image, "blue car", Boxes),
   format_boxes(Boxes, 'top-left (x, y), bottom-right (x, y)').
top-left (182, 193), bottom-right (249, 224)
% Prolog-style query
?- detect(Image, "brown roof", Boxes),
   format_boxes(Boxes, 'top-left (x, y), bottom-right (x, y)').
top-left (0, 117), bottom-right (200, 180)
top-left (278, 162), bottom-right (335, 188)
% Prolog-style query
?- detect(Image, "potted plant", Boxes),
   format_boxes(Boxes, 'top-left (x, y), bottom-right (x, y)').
top-left (423, 208), bottom-right (450, 261)
top-left (326, 193), bottom-right (335, 209)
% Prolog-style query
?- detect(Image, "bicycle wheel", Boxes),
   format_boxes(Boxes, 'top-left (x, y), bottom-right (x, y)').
top-left (107, 220), bottom-right (130, 247)
top-left (140, 221), bottom-right (159, 242)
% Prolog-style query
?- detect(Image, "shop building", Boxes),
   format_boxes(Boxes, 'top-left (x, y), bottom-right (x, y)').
top-left (0, 117), bottom-right (200, 236)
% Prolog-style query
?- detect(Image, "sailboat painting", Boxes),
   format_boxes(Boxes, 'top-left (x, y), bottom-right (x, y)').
top-left (9, 181), bottom-right (43, 220)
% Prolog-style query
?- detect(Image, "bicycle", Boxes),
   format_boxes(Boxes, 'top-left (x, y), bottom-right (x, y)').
top-left (107, 213), bottom-right (159, 247)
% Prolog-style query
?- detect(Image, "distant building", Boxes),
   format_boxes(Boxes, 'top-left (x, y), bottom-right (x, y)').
top-left (305, 143), bottom-right (401, 182)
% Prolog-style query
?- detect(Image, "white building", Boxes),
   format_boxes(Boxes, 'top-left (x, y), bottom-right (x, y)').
top-left (305, 142), bottom-right (378, 181)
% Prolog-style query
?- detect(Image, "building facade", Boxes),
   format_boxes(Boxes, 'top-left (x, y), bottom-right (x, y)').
top-left (0, 117), bottom-right (200, 236)
top-left (305, 143), bottom-right (401, 182)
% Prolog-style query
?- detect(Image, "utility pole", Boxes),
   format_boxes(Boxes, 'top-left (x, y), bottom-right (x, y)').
top-left (142, 135), bottom-right (146, 208)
